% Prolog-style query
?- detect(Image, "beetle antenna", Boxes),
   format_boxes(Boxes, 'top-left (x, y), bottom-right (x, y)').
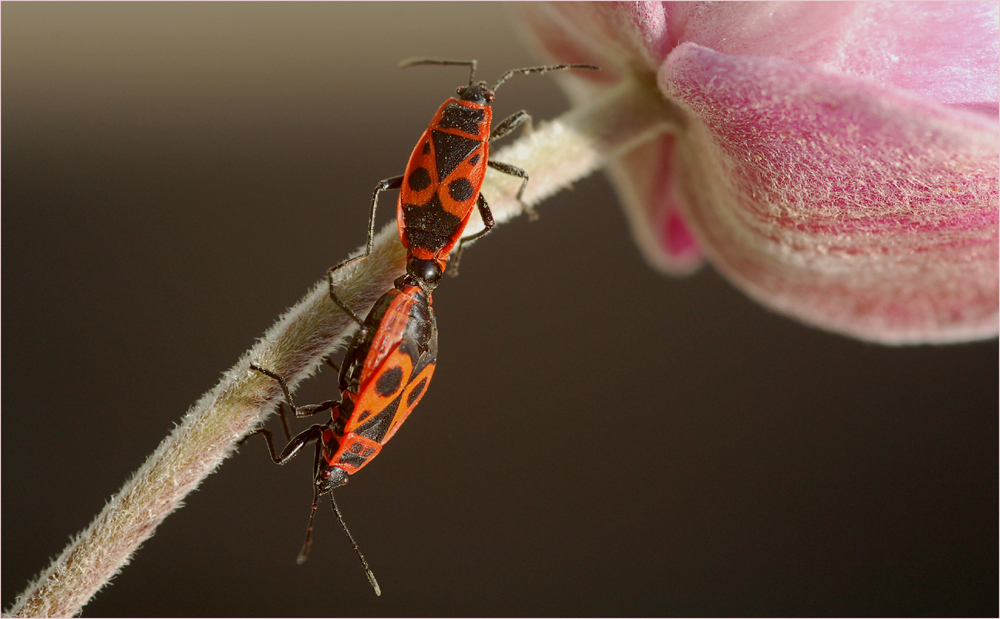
top-left (399, 58), bottom-right (477, 85)
top-left (330, 493), bottom-right (381, 596)
top-left (296, 483), bottom-right (321, 565)
top-left (492, 63), bottom-right (600, 92)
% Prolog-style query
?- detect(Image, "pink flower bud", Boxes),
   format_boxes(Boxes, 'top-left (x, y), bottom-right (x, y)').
top-left (517, 2), bottom-right (999, 343)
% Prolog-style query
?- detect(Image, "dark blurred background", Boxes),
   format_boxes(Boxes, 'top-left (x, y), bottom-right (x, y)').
top-left (3, 4), bottom-right (996, 617)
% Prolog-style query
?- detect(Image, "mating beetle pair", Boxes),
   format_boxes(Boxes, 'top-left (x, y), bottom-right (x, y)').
top-left (246, 58), bottom-right (598, 594)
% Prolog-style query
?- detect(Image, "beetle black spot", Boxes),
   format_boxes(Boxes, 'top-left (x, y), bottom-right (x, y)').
top-left (448, 178), bottom-right (475, 202)
top-left (375, 365), bottom-right (404, 397)
top-left (432, 130), bottom-right (480, 179)
top-left (403, 193), bottom-right (462, 237)
top-left (339, 451), bottom-right (366, 468)
top-left (350, 443), bottom-right (364, 454)
top-left (468, 154), bottom-right (481, 166)
top-left (407, 377), bottom-right (428, 407)
top-left (406, 229), bottom-right (449, 253)
top-left (408, 167), bottom-right (432, 191)
top-left (422, 141), bottom-right (431, 154)
top-left (356, 397), bottom-right (400, 443)
top-left (356, 409), bottom-right (372, 423)
top-left (439, 103), bottom-right (485, 135)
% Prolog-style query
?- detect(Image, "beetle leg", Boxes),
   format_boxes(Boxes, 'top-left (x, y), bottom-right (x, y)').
top-left (448, 193), bottom-right (495, 277)
top-left (241, 423), bottom-right (326, 466)
top-left (250, 363), bottom-right (337, 419)
top-left (490, 110), bottom-right (532, 142)
top-left (326, 175), bottom-right (404, 321)
top-left (326, 268), bottom-right (369, 329)
top-left (487, 159), bottom-right (536, 220)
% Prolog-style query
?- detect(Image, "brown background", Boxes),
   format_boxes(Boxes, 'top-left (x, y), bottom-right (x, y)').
top-left (3, 4), bottom-right (996, 616)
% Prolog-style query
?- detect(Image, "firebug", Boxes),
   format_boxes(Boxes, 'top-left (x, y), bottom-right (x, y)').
top-left (337, 58), bottom-right (599, 277)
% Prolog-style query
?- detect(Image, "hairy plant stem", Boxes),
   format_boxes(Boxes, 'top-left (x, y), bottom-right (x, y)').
top-left (6, 75), bottom-right (675, 618)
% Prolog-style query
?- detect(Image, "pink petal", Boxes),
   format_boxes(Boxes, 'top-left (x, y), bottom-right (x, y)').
top-left (660, 43), bottom-right (998, 343)
top-left (515, 2), bottom-right (999, 341)
top-left (606, 134), bottom-right (704, 274)
top-left (672, 2), bottom-right (1000, 109)
top-left (521, 2), bottom-right (1000, 109)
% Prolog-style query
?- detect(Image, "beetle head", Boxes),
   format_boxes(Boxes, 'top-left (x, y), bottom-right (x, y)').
top-left (316, 465), bottom-right (349, 494)
top-left (456, 82), bottom-right (494, 106)
top-left (405, 257), bottom-right (443, 291)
